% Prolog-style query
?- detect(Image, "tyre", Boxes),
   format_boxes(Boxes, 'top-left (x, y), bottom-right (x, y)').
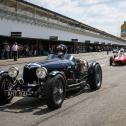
top-left (0, 73), bottom-right (14, 104)
top-left (110, 57), bottom-right (113, 66)
top-left (46, 74), bottom-right (66, 110)
top-left (88, 64), bottom-right (102, 90)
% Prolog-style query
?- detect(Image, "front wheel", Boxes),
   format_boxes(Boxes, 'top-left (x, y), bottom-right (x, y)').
top-left (88, 64), bottom-right (102, 90)
top-left (0, 73), bottom-right (14, 104)
top-left (110, 57), bottom-right (114, 66)
top-left (46, 74), bottom-right (66, 110)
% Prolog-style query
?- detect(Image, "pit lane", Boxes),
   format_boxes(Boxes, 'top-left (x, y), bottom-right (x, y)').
top-left (0, 52), bottom-right (126, 126)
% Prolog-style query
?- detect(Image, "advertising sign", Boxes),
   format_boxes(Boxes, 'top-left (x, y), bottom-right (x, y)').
top-left (121, 22), bottom-right (126, 37)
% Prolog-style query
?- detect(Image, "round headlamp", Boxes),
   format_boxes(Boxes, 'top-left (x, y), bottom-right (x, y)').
top-left (36, 67), bottom-right (47, 79)
top-left (8, 67), bottom-right (19, 78)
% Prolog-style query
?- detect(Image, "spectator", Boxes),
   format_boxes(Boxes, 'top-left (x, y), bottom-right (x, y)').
top-left (76, 45), bottom-right (79, 54)
top-left (41, 49), bottom-right (43, 56)
top-left (29, 47), bottom-right (32, 57)
top-left (106, 47), bottom-right (109, 55)
top-left (49, 47), bottom-right (53, 54)
top-left (25, 47), bottom-right (29, 57)
top-left (1, 44), bottom-right (6, 59)
top-left (0, 44), bottom-right (2, 59)
top-left (12, 42), bottom-right (18, 61)
top-left (5, 44), bottom-right (10, 59)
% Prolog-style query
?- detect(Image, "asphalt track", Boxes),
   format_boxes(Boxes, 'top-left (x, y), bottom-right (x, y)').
top-left (0, 52), bottom-right (126, 126)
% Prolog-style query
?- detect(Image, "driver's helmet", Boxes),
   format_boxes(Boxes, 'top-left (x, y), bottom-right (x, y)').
top-left (118, 48), bottom-right (124, 56)
top-left (56, 44), bottom-right (67, 57)
top-left (120, 48), bottom-right (124, 52)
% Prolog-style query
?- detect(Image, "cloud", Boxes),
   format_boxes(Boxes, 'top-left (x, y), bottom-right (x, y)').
top-left (25, 0), bottom-right (126, 36)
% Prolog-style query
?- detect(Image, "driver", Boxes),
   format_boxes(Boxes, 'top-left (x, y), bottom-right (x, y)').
top-left (56, 44), bottom-right (67, 58)
top-left (118, 48), bottom-right (124, 56)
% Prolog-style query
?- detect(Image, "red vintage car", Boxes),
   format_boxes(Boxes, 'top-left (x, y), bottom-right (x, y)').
top-left (110, 53), bottom-right (126, 66)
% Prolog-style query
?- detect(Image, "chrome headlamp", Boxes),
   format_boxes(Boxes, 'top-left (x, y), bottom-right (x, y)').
top-left (8, 67), bottom-right (19, 78)
top-left (36, 67), bottom-right (47, 79)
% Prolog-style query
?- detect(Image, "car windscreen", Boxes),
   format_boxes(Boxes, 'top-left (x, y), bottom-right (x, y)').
top-left (47, 54), bottom-right (75, 61)
top-left (47, 54), bottom-right (59, 60)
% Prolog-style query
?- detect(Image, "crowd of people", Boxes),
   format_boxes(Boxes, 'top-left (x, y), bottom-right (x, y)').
top-left (0, 41), bottom-right (67, 61)
top-left (0, 41), bottom-right (123, 61)
top-left (0, 42), bottom-right (48, 61)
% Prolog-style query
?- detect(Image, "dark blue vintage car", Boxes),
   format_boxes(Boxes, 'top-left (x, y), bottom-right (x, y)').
top-left (0, 53), bottom-right (102, 110)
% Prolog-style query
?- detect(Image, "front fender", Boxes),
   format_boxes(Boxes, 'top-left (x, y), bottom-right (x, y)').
top-left (48, 71), bottom-right (66, 82)
top-left (0, 71), bottom-right (14, 84)
top-left (0, 71), bottom-right (17, 82)
top-left (88, 61), bottom-right (100, 75)
top-left (0, 71), bottom-right (8, 76)
top-left (48, 70), bottom-right (65, 77)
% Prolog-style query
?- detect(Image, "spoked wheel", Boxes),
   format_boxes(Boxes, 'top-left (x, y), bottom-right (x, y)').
top-left (46, 74), bottom-right (65, 110)
top-left (0, 73), bottom-right (14, 104)
top-left (95, 65), bottom-right (102, 89)
top-left (89, 64), bottom-right (102, 90)
top-left (52, 79), bottom-right (64, 105)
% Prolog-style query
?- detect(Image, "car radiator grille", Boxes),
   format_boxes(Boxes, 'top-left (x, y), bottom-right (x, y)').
top-left (23, 67), bottom-right (38, 84)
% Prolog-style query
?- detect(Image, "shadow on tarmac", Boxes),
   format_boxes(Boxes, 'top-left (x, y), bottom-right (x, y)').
top-left (0, 86), bottom-right (92, 115)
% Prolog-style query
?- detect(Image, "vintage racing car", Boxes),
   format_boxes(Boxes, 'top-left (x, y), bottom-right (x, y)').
top-left (110, 53), bottom-right (126, 66)
top-left (0, 45), bottom-right (102, 110)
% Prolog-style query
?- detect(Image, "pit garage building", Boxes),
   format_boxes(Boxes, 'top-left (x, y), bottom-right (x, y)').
top-left (0, 0), bottom-right (126, 58)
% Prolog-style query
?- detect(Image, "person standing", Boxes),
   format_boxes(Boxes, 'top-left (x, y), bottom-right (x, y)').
top-left (106, 47), bottom-right (109, 55)
top-left (76, 45), bottom-right (79, 54)
top-left (12, 42), bottom-right (18, 61)
top-left (1, 44), bottom-right (5, 59)
top-left (5, 44), bottom-right (10, 59)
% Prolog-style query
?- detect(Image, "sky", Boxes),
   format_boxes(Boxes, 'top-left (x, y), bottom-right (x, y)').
top-left (26, 0), bottom-right (126, 37)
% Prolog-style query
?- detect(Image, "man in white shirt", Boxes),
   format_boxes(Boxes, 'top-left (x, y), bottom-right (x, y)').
top-left (12, 42), bottom-right (18, 61)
